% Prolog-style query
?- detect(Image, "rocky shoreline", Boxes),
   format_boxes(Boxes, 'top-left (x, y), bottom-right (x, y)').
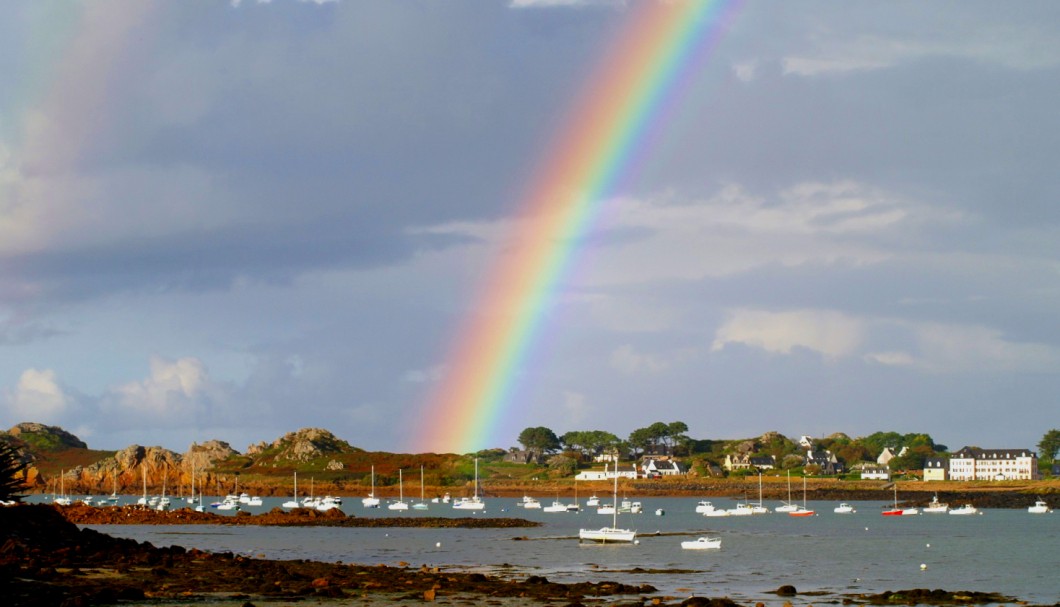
top-left (3, 504), bottom-right (1056, 607)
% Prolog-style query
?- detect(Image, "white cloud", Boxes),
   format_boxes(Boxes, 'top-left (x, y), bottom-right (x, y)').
top-left (732, 61), bottom-right (758, 82)
top-left (104, 356), bottom-right (220, 418)
top-left (5, 368), bottom-right (71, 423)
top-left (911, 323), bottom-right (1060, 374)
top-left (610, 344), bottom-right (668, 374)
top-left (782, 25), bottom-right (1060, 77)
top-left (712, 309), bottom-right (865, 358)
top-left (712, 309), bottom-right (1060, 375)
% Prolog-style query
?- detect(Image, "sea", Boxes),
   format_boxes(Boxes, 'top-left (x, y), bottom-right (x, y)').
top-left (32, 495), bottom-right (1060, 605)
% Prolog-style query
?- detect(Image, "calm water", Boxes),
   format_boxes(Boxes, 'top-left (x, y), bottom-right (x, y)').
top-left (45, 495), bottom-right (1059, 605)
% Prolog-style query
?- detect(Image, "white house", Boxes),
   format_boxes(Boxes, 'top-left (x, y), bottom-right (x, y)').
top-left (948, 447), bottom-right (1039, 481)
top-left (923, 457), bottom-right (948, 481)
top-left (575, 463), bottom-right (638, 481)
top-left (860, 464), bottom-right (891, 480)
top-left (642, 458), bottom-right (684, 477)
top-left (877, 447), bottom-right (908, 466)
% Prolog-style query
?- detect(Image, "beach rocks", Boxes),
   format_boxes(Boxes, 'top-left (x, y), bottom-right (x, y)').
top-left (857, 588), bottom-right (1015, 605)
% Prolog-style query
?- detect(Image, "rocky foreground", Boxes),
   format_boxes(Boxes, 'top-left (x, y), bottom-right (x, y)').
top-left (3, 504), bottom-right (1054, 607)
top-left (2, 504), bottom-right (652, 606)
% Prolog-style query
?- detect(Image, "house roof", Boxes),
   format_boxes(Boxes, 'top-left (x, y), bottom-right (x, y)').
top-left (952, 447), bottom-right (1036, 460)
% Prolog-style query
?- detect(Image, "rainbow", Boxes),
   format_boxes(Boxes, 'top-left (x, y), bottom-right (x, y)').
top-left (411, 0), bottom-right (741, 453)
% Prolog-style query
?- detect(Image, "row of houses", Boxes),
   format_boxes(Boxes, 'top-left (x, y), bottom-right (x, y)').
top-left (723, 450), bottom-right (845, 475)
top-left (514, 444), bottom-right (1044, 482)
top-left (574, 458), bottom-right (685, 481)
top-left (923, 447), bottom-right (1040, 481)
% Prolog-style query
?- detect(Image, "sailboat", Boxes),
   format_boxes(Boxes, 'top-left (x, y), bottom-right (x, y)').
top-left (413, 465), bottom-right (429, 510)
top-left (452, 458), bottom-right (485, 510)
top-left (53, 469), bottom-right (72, 506)
top-left (156, 465), bottom-right (171, 511)
top-left (750, 472), bottom-right (770, 514)
top-left (775, 471), bottom-right (799, 513)
top-left (579, 462), bottom-right (636, 543)
top-left (282, 472), bottom-right (301, 509)
top-left (882, 484), bottom-right (919, 516)
top-left (388, 468), bottom-right (409, 510)
top-left (106, 473), bottom-right (120, 505)
top-left (137, 465), bottom-right (149, 506)
top-left (362, 465), bottom-right (380, 508)
top-left (788, 476), bottom-right (815, 516)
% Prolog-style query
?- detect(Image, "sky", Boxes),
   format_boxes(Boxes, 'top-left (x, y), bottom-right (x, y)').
top-left (1, 0), bottom-right (1058, 455)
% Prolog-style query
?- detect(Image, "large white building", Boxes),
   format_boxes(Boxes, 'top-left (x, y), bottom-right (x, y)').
top-left (948, 447), bottom-right (1039, 481)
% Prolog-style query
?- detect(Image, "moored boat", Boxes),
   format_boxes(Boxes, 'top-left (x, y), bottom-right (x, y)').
top-left (681, 536), bottom-right (721, 550)
top-left (579, 463), bottom-right (636, 544)
top-left (1028, 498), bottom-right (1052, 514)
top-left (948, 503), bottom-right (980, 515)
top-left (922, 493), bottom-right (949, 514)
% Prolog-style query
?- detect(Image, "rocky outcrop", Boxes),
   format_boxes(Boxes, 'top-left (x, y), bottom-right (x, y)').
top-left (262, 428), bottom-right (360, 463)
top-left (184, 440), bottom-right (239, 472)
top-left (4, 422), bottom-right (87, 451)
top-left (71, 445), bottom-right (184, 495)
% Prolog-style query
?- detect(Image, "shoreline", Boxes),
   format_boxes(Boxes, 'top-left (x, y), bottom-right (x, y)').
top-left (1, 504), bottom-right (1051, 607)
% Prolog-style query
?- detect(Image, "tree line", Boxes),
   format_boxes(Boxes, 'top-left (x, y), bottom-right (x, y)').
top-left (514, 424), bottom-right (1060, 473)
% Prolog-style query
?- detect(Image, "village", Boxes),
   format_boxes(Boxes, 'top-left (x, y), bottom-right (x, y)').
top-left (503, 425), bottom-right (1059, 483)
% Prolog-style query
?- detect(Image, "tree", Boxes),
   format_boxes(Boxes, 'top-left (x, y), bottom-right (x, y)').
top-left (517, 426), bottom-right (560, 455)
top-left (0, 442), bottom-right (29, 502)
top-left (1038, 429), bottom-right (1060, 462)
top-left (627, 427), bottom-right (653, 458)
top-left (666, 421), bottom-right (690, 454)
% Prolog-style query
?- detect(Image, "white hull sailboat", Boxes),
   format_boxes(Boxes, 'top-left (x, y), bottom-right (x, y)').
top-left (362, 465), bottom-right (380, 508)
top-left (413, 465), bottom-right (429, 510)
top-left (579, 463), bottom-right (636, 544)
top-left (452, 458), bottom-right (485, 510)
top-left (53, 469), bottom-right (72, 506)
top-left (775, 471), bottom-right (798, 513)
top-left (282, 472), bottom-right (301, 509)
top-left (388, 469), bottom-right (409, 511)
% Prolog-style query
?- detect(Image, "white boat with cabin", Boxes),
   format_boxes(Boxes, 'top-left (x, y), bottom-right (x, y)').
top-left (922, 493), bottom-right (949, 513)
top-left (681, 536), bottom-right (721, 550)
top-left (1028, 498), bottom-right (1052, 514)
top-left (948, 503), bottom-right (981, 515)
